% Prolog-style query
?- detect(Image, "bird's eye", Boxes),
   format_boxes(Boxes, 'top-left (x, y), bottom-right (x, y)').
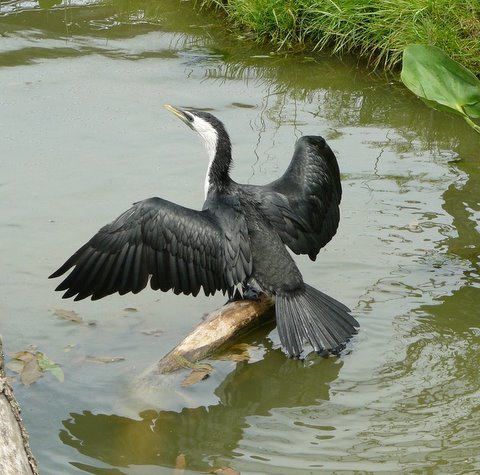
top-left (185, 113), bottom-right (194, 123)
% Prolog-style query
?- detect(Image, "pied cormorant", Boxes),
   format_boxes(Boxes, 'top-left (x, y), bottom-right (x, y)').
top-left (50, 105), bottom-right (359, 358)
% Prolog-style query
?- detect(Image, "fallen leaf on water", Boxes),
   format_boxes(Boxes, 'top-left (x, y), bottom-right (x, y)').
top-left (10, 350), bottom-right (35, 362)
top-left (53, 308), bottom-right (83, 323)
top-left (84, 355), bottom-right (126, 364)
top-left (123, 307), bottom-right (138, 312)
top-left (141, 328), bottom-right (164, 337)
top-left (8, 350), bottom-right (64, 385)
top-left (174, 453), bottom-right (186, 475)
top-left (21, 356), bottom-right (43, 385)
top-left (53, 308), bottom-right (96, 326)
top-left (7, 351), bottom-right (36, 380)
top-left (216, 343), bottom-right (251, 362)
top-left (36, 352), bottom-right (64, 382)
top-left (181, 365), bottom-right (213, 387)
top-left (6, 359), bottom-right (25, 374)
top-left (217, 353), bottom-right (250, 363)
top-left (207, 467), bottom-right (240, 475)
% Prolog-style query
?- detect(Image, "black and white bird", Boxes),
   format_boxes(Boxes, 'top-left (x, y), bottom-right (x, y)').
top-left (50, 105), bottom-right (359, 358)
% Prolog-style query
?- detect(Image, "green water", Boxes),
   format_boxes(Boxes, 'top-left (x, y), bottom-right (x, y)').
top-left (1, 1), bottom-right (479, 474)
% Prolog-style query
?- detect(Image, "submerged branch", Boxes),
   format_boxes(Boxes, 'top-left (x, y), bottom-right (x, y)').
top-left (154, 295), bottom-right (275, 375)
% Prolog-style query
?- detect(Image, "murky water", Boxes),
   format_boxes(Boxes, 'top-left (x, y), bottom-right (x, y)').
top-left (1, 1), bottom-right (479, 474)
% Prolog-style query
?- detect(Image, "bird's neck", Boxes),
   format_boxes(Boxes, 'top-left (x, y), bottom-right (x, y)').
top-left (204, 132), bottom-right (232, 198)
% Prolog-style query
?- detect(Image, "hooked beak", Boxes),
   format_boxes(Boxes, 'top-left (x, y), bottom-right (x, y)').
top-left (164, 104), bottom-right (193, 128)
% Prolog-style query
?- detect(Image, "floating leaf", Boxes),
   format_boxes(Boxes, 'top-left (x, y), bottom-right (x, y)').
top-left (36, 352), bottom-right (64, 382)
top-left (181, 364), bottom-right (213, 387)
top-left (84, 355), bottom-right (125, 364)
top-left (10, 350), bottom-right (35, 362)
top-left (123, 307), bottom-right (138, 313)
top-left (208, 467), bottom-right (240, 475)
top-left (6, 359), bottom-right (25, 374)
top-left (21, 356), bottom-right (43, 385)
top-left (401, 44), bottom-right (480, 133)
top-left (174, 453), bottom-right (186, 475)
top-left (53, 308), bottom-right (83, 323)
top-left (8, 350), bottom-right (63, 385)
top-left (141, 328), bottom-right (164, 337)
top-left (216, 343), bottom-right (251, 362)
top-left (53, 308), bottom-right (96, 326)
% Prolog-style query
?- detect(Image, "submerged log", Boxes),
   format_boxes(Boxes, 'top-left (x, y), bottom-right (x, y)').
top-left (0, 336), bottom-right (40, 475)
top-left (155, 295), bottom-right (275, 375)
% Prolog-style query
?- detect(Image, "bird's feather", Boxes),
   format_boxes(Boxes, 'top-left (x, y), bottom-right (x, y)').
top-left (50, 197), bottom-right (252, 300)
top-left (249, 136), bottom-right (342, 260)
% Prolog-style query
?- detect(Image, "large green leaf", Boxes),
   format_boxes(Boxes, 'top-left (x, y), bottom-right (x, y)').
top-left (401, 44), bottom-right (480, 133)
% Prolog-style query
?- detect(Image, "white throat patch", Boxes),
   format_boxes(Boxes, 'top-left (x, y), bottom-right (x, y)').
top-left (192, 116), bottom-right (218, 198)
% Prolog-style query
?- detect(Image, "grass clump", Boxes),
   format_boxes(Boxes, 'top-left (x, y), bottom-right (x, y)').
top-left (204, 0), bottom-right (480, 73)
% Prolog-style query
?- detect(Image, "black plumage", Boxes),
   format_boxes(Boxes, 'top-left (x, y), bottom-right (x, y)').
top-left (50, 105), bottom-right (359, 357)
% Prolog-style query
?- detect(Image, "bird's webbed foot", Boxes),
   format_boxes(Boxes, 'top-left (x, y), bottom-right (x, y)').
top-left (242, 285), bottom-right (261, 301)
top-left (226, 284), bottom-right (261, 303)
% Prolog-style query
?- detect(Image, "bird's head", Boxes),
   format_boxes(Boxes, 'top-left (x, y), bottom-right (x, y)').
top-left (164, 105), bottom-right (230, 163)
top-left (164, 105), bottom-right (232, 196)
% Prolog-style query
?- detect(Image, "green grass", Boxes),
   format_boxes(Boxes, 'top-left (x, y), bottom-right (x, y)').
top-left (202, 0), bottom-right (480, 73)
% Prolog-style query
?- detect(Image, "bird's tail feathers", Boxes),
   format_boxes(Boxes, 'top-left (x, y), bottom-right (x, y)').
top-left (275, 283), bottom-right (358, 358)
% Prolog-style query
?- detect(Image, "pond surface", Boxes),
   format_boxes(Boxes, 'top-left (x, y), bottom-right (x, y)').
top-left (1, 1), bottom-right (480, 474)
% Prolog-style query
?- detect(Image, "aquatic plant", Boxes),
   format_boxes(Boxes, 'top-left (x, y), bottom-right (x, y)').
top-left (203, 0), bottom-right (480, 73)
top-left (401, 44), bottom-right (480, 134)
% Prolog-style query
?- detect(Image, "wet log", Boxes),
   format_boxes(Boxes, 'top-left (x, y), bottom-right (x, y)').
top-left (154, 295), bottom-right (275, 375)
top-left (0, 336), bottom-right (40, 475)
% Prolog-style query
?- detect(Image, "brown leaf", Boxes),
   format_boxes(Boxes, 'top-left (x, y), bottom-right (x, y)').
top-left (8, 349), bottom-right (63, 385)
top-left (216, 343), bottom-right (251, 362)
top-left (10, 350), bottom-right (35, 363)
top-left (21, 356), bottom-right (43, 385)
top-left (123, 307), bottom-right (138, 312)
top-left (208, 467), bottom-right (240, 475)
top-left (181, 366), bottom-right (212, 387)
top-left (6, 359), bottom-right (25, 374)
top-left (141, 328), bottom-right (164, 337)
top-left (216, 351), bottom-right (251, 362)
top-left (84, 355), bottom-right (125, 364)
top-left (54, 308), bottom-right (83, 323)
top-left (174, 453), bottom-right (186, 475)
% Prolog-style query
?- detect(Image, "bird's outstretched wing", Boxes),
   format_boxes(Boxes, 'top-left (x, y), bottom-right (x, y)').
top-left (50, 197), bottom-right (252, 300)
top-left (253, 136), bottom-right (342, 260)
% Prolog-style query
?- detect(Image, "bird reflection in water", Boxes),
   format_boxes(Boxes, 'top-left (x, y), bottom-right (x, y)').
top-left (60, 342), bottom-right (343, 473)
